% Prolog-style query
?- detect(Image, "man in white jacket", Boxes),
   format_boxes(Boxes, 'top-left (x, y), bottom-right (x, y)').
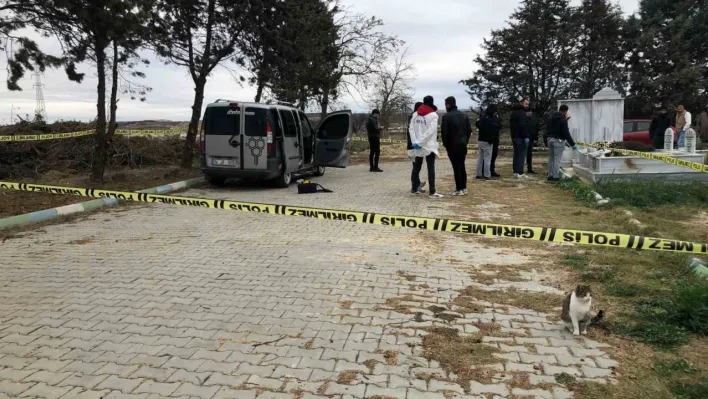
top-left (408, 96), bottom-right (443, 198)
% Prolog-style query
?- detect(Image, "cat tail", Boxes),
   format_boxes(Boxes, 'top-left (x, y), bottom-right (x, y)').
top-left (590, 310), bottom-right (605, 325)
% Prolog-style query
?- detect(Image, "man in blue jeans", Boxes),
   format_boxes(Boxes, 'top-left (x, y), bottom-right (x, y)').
top-left (547, 104), bottom-right (578, 181)
top-left (510, 98), bottom-right (530, 178)
top-left (676, 104), bottom-right (692, 149)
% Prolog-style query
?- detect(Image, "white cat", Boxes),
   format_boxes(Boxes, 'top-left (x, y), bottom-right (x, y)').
top-left (560, 285), bottom-right (603, 336)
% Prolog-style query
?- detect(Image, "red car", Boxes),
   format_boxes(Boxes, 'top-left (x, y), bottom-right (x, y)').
top-left (623, 119), bottom-right (677, 146)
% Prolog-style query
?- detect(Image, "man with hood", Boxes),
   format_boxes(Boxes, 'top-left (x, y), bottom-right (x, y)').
top-left (546, 104), bottom-right (577, 182)
top-left (649, 104), bottom-right (671, 150)
top-left (407, 102), bottom-right (426, 194)
top-left (697, 104), bottom-right (708, 143)
top-left (366, 109), bottom-right (383, 172)
top-left (441, 96), bottom-right (472, 196)
top-left (510, 98), bottom-right (530, 178)
top-left (408, 96), bottom-right (443, 198)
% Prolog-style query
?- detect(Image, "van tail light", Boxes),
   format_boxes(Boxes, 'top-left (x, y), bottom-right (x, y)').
top-left (199, 124), bottom-right (205, 152)
top-left (266, 120), bottom-right (273, 155)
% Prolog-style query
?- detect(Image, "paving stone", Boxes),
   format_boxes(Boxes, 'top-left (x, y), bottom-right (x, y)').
top-left (23, 370), bottom-right (72, 385)
top-left (104, 391), bottom-right (149, 399)
top-left (133, 380), bottom-right (181, 396)
top-left (62, 388), bottom-right (112, 399)
top-left (511, 388), bottom-right (553, 398)
top-left (96, 375), bottom-right (144, 393)
top-left (258, 393), bottom-right (292, 399)
top-left (19, 382), bottom-right (70, 399)
top-left (569, 347), bottom-right (606, 357)
top-left (58, 373), bottom-right (109, 390)
top-left (0, 367), bottom-right (36, 381)
top-left (321, 349), bottom-right (357, 362)
top-left (171, 382), bottom-right (220, 398)
top-left (535, 346), bottom-right (570, 356)
top-left (388, 375), bottom-right (426, 391)
top-left (581, 365), bottom-right (613, 378)
top-left (429, 380), bottom-right (464, 394)
top-left (166, 369), bottom-right (212, 385)
top-left (594, 357), bottom-right (619, 369)
top-left (555, 355), bottom-right (596, 367)
top-left (0, 380), bottom-right (36, 396)
top-left (364, 385), bottom-right (407, 399)
top-left (529, 374), bottom-right (557, 385)
top-left (505, 362), bottom-right (537, 372)
top-left (468, 381), bottom-right (509, 397)
top-left (552, 387), bottom-right (574, 399)
top-left (542, 365), bottom-right (582, 377)
top-left (325, 382), bottom-right (366, 398)
top-left (406, 389), bottom-right (447, 399)
top-left (94, 363), bottom-right (140, 378)
top-left (519, 353), bottom-right (557, 364)
top-left (245, 375), bottom-right (282, 390)
top-left (213, 387), bottom-right (257, 399)
top-left (202, 372), bottom-right (248, 387)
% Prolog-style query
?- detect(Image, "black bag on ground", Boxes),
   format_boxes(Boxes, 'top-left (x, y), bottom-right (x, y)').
top-left (297, 182), bottom-right (332, 194)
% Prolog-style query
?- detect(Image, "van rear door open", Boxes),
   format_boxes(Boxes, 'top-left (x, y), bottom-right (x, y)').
top-left (204, 105), bottom-right (242, 169)
top-left (315, 110), bottom-right (353, 168)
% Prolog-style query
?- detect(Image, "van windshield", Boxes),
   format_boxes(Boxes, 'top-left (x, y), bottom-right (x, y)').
top-left (245, 107), bottom-right (267, 137)
top-left (204, 106), bottom-right (240, 135)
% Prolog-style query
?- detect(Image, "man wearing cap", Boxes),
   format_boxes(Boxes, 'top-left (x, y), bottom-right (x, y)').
top-left (366, 109), bottom-right (383, 172)
top-left (408, 96), bottom-right (443, 198)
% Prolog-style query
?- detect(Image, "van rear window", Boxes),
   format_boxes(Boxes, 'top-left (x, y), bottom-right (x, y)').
top-left (204, 107), bottom-right (240, 135)
top-left (245, 107), bottom-right (267, 137)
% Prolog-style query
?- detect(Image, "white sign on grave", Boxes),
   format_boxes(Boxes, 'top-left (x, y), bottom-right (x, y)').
top-left (664, 128), bottom-right (675, 152)
top-left (685, 128), bottom-right (697, 154)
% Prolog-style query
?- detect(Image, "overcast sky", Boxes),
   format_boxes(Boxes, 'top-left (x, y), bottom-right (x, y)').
top-left (0, 0), bottom-right (639, 123)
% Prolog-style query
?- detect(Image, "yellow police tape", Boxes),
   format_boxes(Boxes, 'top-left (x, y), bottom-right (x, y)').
top-left (351, 136), bottom-right (548, 151)
top-left (577, 142), bottom-right (708, 174)
top-left (0, 129), bottom-right (185, 142)
top-left (1, 181), bottom-right (706, 255)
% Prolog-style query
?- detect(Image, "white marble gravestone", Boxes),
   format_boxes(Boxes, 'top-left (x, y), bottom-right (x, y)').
top-left (558, 88), bottom-right (624, 144)
top-left (685, 128), bottom-right (697, 153)
top-left (664, 128), bottom-right (675, 152)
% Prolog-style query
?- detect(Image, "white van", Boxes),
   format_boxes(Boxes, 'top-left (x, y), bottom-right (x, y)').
top-left (200, 100), bottom-right (353, 187)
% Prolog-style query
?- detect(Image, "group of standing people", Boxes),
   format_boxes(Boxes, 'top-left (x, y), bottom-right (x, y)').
top-left (366, 96), bottom-right (578, 199)
top-left (649, 103), bottom-right (708, 149)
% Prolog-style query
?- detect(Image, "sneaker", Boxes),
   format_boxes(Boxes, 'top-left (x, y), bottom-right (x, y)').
top-left (462, 189), bottom-right (468, 195)
top-left (374, 168), bottom-right (384, 173)
top-left (514, 173), bottom-right (522, 179)
top-left (429, 193), bottom-right (444, 199)
top-left (450, 190), bottom-right (463, 196)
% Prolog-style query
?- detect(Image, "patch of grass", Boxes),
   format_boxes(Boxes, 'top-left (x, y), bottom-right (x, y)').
top-left (397, 270), bottom-right (417, 281)
top-left (605, 282), bottom-right (645, 298)
top-left (621, 321), bottom-right (689, 349)
top-left (456, 286), bottom-right (562, 314)
top-left (340, 300), bottom-right (354, 309)
top-left (363, 359), bottom-right (377, 374)
top-left (421, 327), bottom-right (498, 391)
top-left (653, 358), bottom-right (698, 375)
top-left (336, 370), bottom-right (361, 385)
top-left (555, 372), bottom-right (577, 385)
top-left (564, 254), bottom-right (590, 268)
top-left (382, 350), bottom-right (398, 365)
top-left (671, 380), bottom-right (708, 399)
top-left (594, 179), bottom-right (708, 208)
top-left (556, 177), bottom-right (599, 204)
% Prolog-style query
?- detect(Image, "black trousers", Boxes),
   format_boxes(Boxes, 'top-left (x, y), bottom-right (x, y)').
top-left (412, 154), bottom-right (436, 194)
top-left (526, 140), bottom-right (537, 172)
top-left (490, 137), bottom-right (500, 175)
top-left (368, 136), bottom-right (380, 169)
top-left (447, 146), bottom-right (468, 191)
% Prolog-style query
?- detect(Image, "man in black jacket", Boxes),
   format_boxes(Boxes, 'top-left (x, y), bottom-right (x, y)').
top-left (442, 96), bottom-right (472, 195)
top-left (649, 104), bottom-right (671, 150)
top-left (525, 107), bottom-right (540, 174)
top-left (510, 98), bottom-right (530, 178)
top-left (366, 109), bottom-right (383, 172)
top-left (547, 104), bottom-right (577, 182)
top-left (475, 104), bottom-right (502, 180)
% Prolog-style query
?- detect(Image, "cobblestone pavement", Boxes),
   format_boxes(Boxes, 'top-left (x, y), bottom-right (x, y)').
top-left (0, 161), bottom-right (617, 399)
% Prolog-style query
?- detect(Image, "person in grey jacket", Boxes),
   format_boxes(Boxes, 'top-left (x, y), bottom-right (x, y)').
top-left (366, 109), bottom-right (382, 172)
top-left (441, 96), bottom-right (472, 195)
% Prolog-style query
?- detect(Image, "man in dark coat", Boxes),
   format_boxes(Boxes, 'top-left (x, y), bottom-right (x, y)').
top-left (366, 109), bottom-right (382, 172)
top-left (649, 104), bottom-right (671, 150)
top-left (441, 96), bottom-right (472, 195)
top-left (510, 98), bottom-right (530, 178)
top-left (525, 106), bottom-right (540, 174)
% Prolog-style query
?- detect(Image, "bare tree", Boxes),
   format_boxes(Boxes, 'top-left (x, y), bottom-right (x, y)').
top-left (318, 3), bottom-right (400, 118)
top-left (367, 47), bottom-right (415, 135)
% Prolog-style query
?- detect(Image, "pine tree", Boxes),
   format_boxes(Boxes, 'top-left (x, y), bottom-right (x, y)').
top-left (627, 0), bottom-right (708, 116)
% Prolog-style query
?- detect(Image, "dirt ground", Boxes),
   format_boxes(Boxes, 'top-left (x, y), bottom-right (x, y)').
top-left (0, 167), bottom-right (201, 219)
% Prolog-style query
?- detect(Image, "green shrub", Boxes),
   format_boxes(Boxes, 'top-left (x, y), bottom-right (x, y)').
top-left (623, 321), bottom-right (689, 348)
top-left (556, 177), bottom-right (598, 203)
top-left (593, 180), bottom-right (708, 208)
top-left (666, 283), bottom-right (708, 335)
top-left (605, 282), bottom-right (644, 297)
top-left (652, 358), bottom-right (697, 374)
top-left (672, 380), bottom-right (708, 399)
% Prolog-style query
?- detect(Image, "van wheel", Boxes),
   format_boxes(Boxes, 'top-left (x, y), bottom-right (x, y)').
top-left (275, 169), bottom-right (292, 188)
top-left (313, 166), bottom-right (326, 177)
top-left (207, 176), bottom-right (226, 187)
